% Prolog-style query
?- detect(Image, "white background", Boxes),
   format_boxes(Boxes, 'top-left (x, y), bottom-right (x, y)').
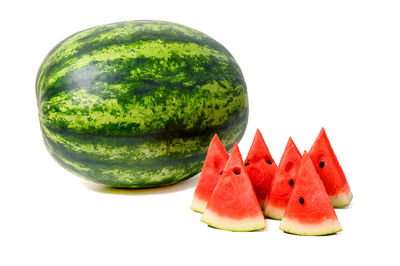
top-left (1, 0), bottom-right (399, 265)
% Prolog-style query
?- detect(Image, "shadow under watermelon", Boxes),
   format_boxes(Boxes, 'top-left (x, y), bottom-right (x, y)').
top-left (80, 173), bottom-right (200, 195)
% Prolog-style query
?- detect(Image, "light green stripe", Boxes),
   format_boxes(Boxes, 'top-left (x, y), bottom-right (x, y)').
top-left (42, 125), bottom-right (206, 161)
top-left (39, 40), bottom-right (232, 98)
top-left (43, 21), bottom-right (211, 69)
top-left (40, 81), bottom-right (247, 135)
top-left (46, 140), bottom-right (202, 187)
top-left (41, 117), bottom-right (245, 162)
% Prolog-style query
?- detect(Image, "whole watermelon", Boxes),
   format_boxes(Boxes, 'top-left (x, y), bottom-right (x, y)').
top-left (36, 20), bottom-right (248, 188)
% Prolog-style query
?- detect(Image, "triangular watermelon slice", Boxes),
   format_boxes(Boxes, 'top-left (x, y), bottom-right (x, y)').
top-left (309, 128), bottom-right (353, 207)
top-left (280, 151), bottom-right (342, 236)
top-left (264, 137), bottom-right (302, 220)
top-left (201, 143), bottom-right (265, 232)
top-left (244, 129), bottom-right (278, 208)
top-left (191, 134), bottom-right (229, 213)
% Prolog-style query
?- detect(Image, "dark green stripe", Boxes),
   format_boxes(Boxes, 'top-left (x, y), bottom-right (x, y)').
top-left (37, 21), bottom-right (235, 94)
top-left (40, 111), bottom-right (246, 187)
top-left (40, 76), bottom-right (247, 137)
top-left (40, 20), bottom-right (231, 77)
top-left (41, 102), bottom-right (247, 137)
top-left (42, 123), bottom-right (244, 188)
top-left (48, 30), bottom-right (230, 72)
top-left (41, 116), bottom-right (245, 164)
top-left (43, 134), bottom-right (203, 187)
top-left (39, 51), bottom-right (242, 104)
top-left (43, 131), bottom-right (206, 168)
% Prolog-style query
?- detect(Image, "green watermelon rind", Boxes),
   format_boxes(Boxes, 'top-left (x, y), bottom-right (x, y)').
top-left (279, 218), bottom-right (342, 236)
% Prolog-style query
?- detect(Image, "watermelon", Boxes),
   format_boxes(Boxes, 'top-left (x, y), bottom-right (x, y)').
top-left (309, 128), bottom-right (353, 207)
top-left (244, 129), bottom-right (278, 207)
top-left (191, 134), bottom-right (229, 213)
top-left (280, 151), bottom-right (342, 236)
top-left (36, 20), bottom-right (248, 188)
top-left (201, 143), bottom-right (265, 232)
top-left (264, 137), bottom-right (302, 219)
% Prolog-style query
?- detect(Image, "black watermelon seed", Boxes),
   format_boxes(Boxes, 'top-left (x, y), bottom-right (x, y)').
top-left (233, 167), bottom-right (241, 175)
top-left (299, 197), bottom-right (305, 204)
top-left (288, 179), bottom-right (294, 186)
top-left (319, 161), bottom-right (325, 168)
top-left (266, 160), bottom-right (273, 165)
top-left (245, 162), bottom-right (250, 166)
top-left (220, 170), bottom-right (223, 175)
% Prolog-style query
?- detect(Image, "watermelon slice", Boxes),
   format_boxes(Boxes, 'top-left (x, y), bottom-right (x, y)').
top-left (280, 151), bottom-right (342, 236)
top-left (309, 128), bottom-right (353, 207)
top-left (191, 134), bottom-right (229, 213)
top-left (244, 129), bottom-right (278, 208)
top-left (264, 137), bottom-right (302, 220)
top-left (201, 143), bottom-right (265, 232)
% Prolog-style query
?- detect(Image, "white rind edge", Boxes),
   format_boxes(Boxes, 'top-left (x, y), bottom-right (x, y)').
top-left (201, 209), bottom-right (266, 232)
top-left (330, 191), bottom-right (353, 207)
top-left (191, 197), bottom-right (208, 213)
top-left (279, 217), bottom-right (342, 236)
top-left (264, 204), bottom-right (285, 220)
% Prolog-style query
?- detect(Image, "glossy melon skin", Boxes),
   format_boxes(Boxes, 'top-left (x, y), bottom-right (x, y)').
top-left (36, 20), bottom-right (248, 187)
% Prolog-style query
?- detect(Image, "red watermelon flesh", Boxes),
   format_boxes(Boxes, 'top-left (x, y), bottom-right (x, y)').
top-left (264, 137), bottom-right (302, 220)
top-left (191, 134), bottom-right (229, 213)
top-left (201, 143), bottom-right (265, 232)
top-left (309, 128), bottom-right (353, 207)
top-left (244, 129), bottom-right (278, 208)
top-left (280, 151), bottom-right (342, 236)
